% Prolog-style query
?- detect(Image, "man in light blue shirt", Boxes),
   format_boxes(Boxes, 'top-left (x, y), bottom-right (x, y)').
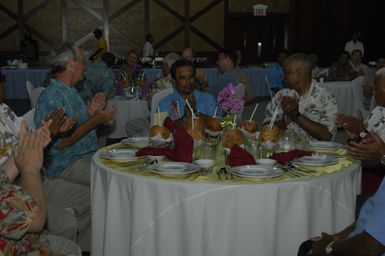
top-left (266, 49), bottom-right (289, 92)
top-left (298, 132), bottom-right (385, 255)
top-left (206, 49), bottom-right (240, 98)
top-left (158, 59), bottom-right (216, 121)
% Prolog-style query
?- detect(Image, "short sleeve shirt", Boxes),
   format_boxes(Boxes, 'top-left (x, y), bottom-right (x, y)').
top-left (263, 81), bottom-right (337, 140)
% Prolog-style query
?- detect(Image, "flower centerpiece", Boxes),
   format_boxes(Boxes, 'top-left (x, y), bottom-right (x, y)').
top-left (217, 83), bottom-right (245, 128)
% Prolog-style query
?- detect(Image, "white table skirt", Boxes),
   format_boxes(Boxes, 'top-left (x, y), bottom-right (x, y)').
top-left (321, 81), bottom-right (356, 116)
top-left (91, 152), bottom-right (361, 256)
top-left (107, 99), bottom-right (150, 138)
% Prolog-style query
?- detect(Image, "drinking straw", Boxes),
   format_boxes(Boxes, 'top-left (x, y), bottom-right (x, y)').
top-left (232, 114), bottom-right (237, 128)
top-left (185, 99), bottom-right (196, 119)
top-left (213, 106), bottom-right (218, 117)
top-left (157, 106), bottom-right (161, 126)
top-left (249, 103), bottom-right (259, 121)
top-left (269, 107), bottom-right (278, 131)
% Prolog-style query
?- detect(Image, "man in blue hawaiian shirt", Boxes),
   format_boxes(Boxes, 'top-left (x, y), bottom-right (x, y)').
top-left (34, 42), bottom-right (116, 186)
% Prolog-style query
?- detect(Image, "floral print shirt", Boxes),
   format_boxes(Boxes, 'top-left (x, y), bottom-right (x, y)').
top-left (34, 79), bottom-right (98, 179)
top-left (366, 106), bottom-right (385, 141)
top-left (263, 81), bottom-right (337, 141)
top-left (0, 172), bottom-right (55, 255)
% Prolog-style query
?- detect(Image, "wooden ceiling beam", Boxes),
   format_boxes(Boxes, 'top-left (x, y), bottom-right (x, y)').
top-left (152, 0), bottom-right (184, 22)
top-left (24, 0), bottom-right (56, 21)
top-left (0, 3), bottom-right (18, 20)
top-left (190, 25), bottom-right (222, 50)
top-left (109, 0), bottom-right (142, 22)
top-left (0, 24), bottom-right (19, 41)
top-left (154, 25), bottom-right (184, 49)
top-left (190, 0), bottom-right (223, 23)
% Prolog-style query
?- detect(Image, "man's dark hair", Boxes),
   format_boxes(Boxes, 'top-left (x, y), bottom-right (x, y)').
top-left (145, 34), bottom-right (153, 41)
top-left (219, 49), bottom-right (238, 65)
top-left (101, 52), bottom-right (116, 68)
top-left (340, 50), bottom-right (350, 59)
top-left (93, 28), bottom-right (102, 37)
top-left (170, 59), bottom-right (196, 80)
top-left (351, 49), bottom-right (363, 57)
top-left (127, 49), bottom-right (138, 56)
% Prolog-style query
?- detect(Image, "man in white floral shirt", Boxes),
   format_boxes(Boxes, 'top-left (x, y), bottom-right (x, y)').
top-left (264, 53), bottom-right (337, 141)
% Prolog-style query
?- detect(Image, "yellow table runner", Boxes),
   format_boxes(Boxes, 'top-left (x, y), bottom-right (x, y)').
top-left (100, 143), bottom-right (355, 184)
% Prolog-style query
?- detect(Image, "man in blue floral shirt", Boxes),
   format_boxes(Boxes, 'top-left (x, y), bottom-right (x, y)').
top-left (34, 43), bottom-right (116, 186)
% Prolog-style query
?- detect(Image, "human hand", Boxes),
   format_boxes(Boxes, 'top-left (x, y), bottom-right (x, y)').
top-left (281, 96), bottom-right (299, 117)
top-left (337, 112), bottom-right (364, 135)
top-left (14, 129), bottom-right (45, 174)
top-left (347, 132), bottom-right (385, 161)
top-left (44, 108), bottom-right (77, 138)
top-left (2, 156), bottom-right (20, 182)
top-left (308, 232), bottom-right (334, 255)
top-left (91, 105), bottom-right (116, 125)
top-left (87, 92), bottom-right (107, 116)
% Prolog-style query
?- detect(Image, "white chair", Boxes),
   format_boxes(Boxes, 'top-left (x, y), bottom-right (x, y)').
top-left (22, 108), bottom-right (36, 130)
top-left (30, 87), bottom-right (45, 108)
top-left (235, 83), bottom-right (245, 120)
top-left (264, 74), bottom-right (275, 100)
top-left (150, 88), bottom-right (174, 125)
top-left (26, 80), bottom-right (34, 98)
top-left (351, 76), bottom-right (369, 119)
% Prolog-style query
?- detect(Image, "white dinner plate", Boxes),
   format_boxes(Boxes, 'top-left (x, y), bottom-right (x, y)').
top-left (121, 137), bottom-right (150, 148)
top-left (309, 141), bottom-right (343, 149)
top-left (149, 162), bottom-right (201, 175)
top-left (229, 165), bottom-right (284, 179)
top-left (291, 155), bottom-right (338, 167)
top-left (100, 149), bottom-right (141, 162)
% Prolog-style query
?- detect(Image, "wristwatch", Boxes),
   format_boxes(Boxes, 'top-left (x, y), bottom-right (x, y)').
top-left (325, 240), bottom-right (335, 255)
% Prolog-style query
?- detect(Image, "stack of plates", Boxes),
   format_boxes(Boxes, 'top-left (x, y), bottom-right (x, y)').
top-left (229, 165), bottom-right (284, 179)
top-left (309, 141), bottom-right (343, 150)
top-left (291, 155), bottom-right (338, 166)
top-left (149, 162), bottom-right (200, 175)
top-left (100, 149), bottom-right (141, 162)
top-left (121, 137), bottom-right (150, 148)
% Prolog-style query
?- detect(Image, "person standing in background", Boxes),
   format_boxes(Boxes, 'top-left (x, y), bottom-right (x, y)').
top-left (89, 28), bottom-right (108, 62)
top-left (143, 34), bottom-right (154, 57)
top-left (345, 31), bottom-right (364, 57)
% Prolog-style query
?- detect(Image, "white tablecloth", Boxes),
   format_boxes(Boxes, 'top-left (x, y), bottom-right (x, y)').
top-left (321, 81), bottom-right (355, 116)
top-left (107, 99), bottom-right (150, 138)
top-left (91, 152), bottom-right (361, 256)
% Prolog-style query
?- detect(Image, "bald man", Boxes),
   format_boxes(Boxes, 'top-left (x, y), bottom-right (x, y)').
top-left (263, 53), bottom-right (337, 141)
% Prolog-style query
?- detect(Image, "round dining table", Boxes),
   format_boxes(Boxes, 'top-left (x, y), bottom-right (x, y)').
top-left (91, 146), bottom-right (361, 256)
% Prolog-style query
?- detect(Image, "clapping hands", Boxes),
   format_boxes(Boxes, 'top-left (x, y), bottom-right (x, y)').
top-left (87, 92), bottom-right (107, 116)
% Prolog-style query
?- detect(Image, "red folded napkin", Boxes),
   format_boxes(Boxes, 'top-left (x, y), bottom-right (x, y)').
top-left (136, 147), bottom-right (174, 159)
top-left (163, 117), bottom-right (177, 132)
top-left (136, 126), bottom-right (194, 163)
top-left (171, 126), bottom-right (193, 162)
top-left (269, 150), bottom-right (312, 165)
top-left (227, 144), bottom-right (257, 167)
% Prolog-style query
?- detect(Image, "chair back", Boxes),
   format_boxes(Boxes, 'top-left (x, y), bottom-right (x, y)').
top-left (26, 81), bottom-right (34, 98)
top-left (22, 108), bottom-right (36, 130)
top-left (30, 87), bottom-right (45, 108)
top-left (264, 74), bottom-right (275, 100)
top-left (235, 83), bottom-right (245, 120)
top-left (351, 76), bottom-right (369, 119)
top-left (150, 88), bottom-right (174, 125)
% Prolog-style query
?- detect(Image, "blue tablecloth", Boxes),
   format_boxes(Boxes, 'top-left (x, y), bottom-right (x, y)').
top-left (2, 67), bottom-right (269, 100)
top-left (2, 68), bottom-right (50, 99)
top-left (145, 67), bottom-right (269, 98)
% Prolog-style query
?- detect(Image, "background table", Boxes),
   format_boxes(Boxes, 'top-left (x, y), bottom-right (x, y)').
top-left (107, 98), bottom-right (150, 138)
top-left (2, 68), bottom-right (50, 99)
top-left (91, 152), bottom-right (361, 256)
top-left (321, 81), bottom-right (356, 116)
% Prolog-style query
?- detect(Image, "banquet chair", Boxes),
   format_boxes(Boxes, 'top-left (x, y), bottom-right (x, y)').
top-left (22, 108), bottom-right (36, 130)
top-left (235, 83), bottom-right (245, 120)
top-left (30, 87), bottom-right (45, 108)
top-left (26, 80), bottom-right (34, 98)
top-left (264, 74), bottom-right (275, 101)
top-left (351, 76), bottom-right (369, 119)
top-left (150, 88), bottom-right (174, 125)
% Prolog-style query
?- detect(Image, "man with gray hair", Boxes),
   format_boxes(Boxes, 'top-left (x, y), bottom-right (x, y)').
top-left (34, 42), bottom-right (116, 185)
top-left (264, 53), bottom-right (337, 141)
